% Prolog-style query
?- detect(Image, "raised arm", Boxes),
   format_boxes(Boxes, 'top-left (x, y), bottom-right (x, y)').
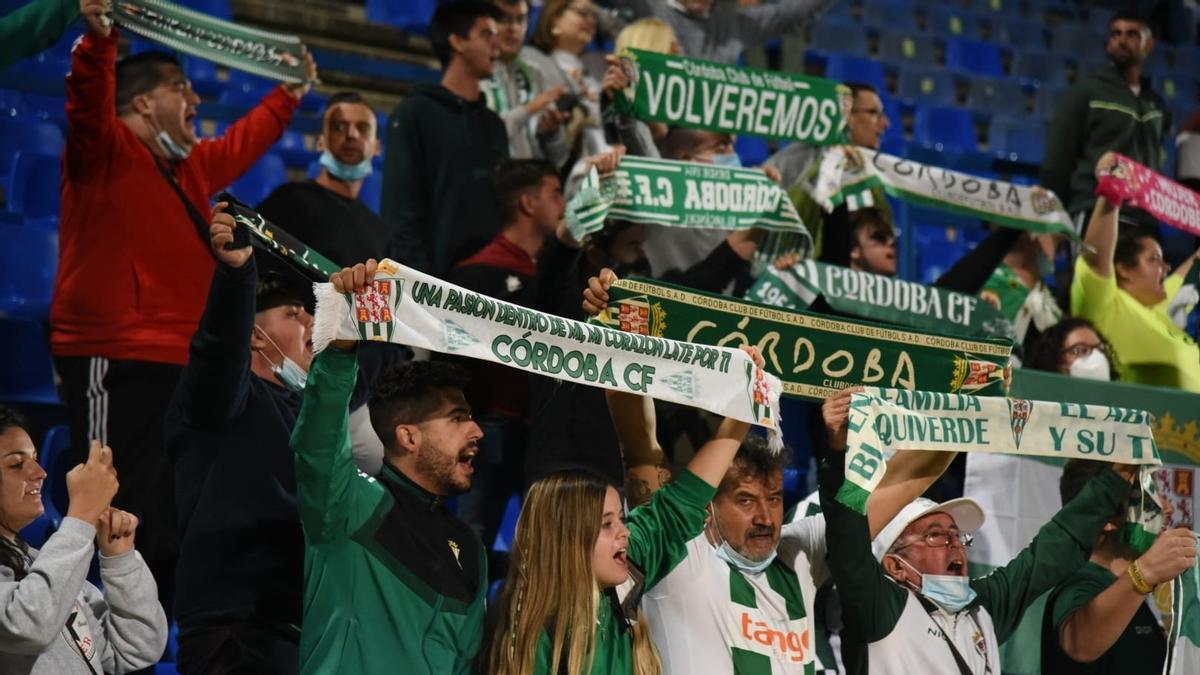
top-left (65, 7), bottom-right (119, 177)
top-left (89, 509), bottom-right (168, 673)
top-left (606, 390), bottom-right (671, 507)
top-left (0, 0), bottom-right (80, 72)
top-left (735, 0), bottom-right (839, 48)
top-left (1056, 527), bottom-right (1196, 662)
top-left (1081, 153), bottom-right (1121, 277)
top-left (172, 204), bottom-right (257, 428)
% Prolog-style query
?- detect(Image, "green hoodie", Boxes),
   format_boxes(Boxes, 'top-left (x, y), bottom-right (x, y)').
top-left (1041, 62), bottom-right (1167, 216)
top-left (0, 0), bottom-right (78, 72)
top-left (290, 349), bottom-right (487, 674)
top-left (382, 82), bottom-right (510, 277)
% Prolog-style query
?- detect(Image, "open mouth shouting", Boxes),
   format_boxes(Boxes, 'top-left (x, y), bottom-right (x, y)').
top-left (946, 558), bottom-right (966, 576)
top-left (457, 446), bottom-right (477, 475)
top-left (613, 546), bottom-right (628, 569)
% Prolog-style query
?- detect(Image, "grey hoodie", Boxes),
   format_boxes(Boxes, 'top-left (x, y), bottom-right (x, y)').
top-left (0, 517), bottom-right (168, 674)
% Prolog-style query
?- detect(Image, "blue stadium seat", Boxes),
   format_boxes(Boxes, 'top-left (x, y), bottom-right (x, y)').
top-left (177, 0), bottom-right (232, 19)
top-left (925, 6), bottom-right (983, 39)
top-left (0, 317), bottom-right (59, 404)
top-left (1143, 46), bottom-right (1172, 76)
top-left (185, 57), bottom-right (224, 98)
top-left (997, 17), bottom-right (1048, 48)
top-left (878, 32), bottom-right (939, 67)
top-left (966, 77), bottom-right (1027, 117)
top-left (0, 119), bottom-right (63, 183)
top-left (492, 493), bottom-right (521, 553)
top-left (20, 93), bottom-right (67, 124)
top-left (879, 95), bottom-right (905, 156)
top-left (1155, 75), bottom-right (1199, 110)
top-left (1178, 46), bottom-right (1200, 74)
top-left (1034, 85), bottom-right (1066, 121)
top-left (0, 223), bottom-right (57, 319)
top-left (823, 55), bottom-right (888, 93)
top-left (274, 130), bottom-right (316, 169)
top-left (1011, 48), bottom-right (1068, 88)
top-left (228, 153), bottom-right (288, 207)
top-left (945, 38), bottom-right (1005, 77)
top-left (968, 0), bottom-right (1022, 16)
top-left (735, 135), bottom-right (770, 167)
top-left (1051, 24), bottom-right (1104, 54)
top-left (896, 65), bottom-right (958, 107)
top-left (7, 152), bottom-right (61, 219)
top-left (809, 20), bottom-right (870, 58)
top-left (913, 105), bottom-right (978, 153)
top-left (366, 0), bottom-right (438, 33)
top-left (862, 0), bottom-right (919, 32)
top-left (989, 115), bottom-right (1046, 163)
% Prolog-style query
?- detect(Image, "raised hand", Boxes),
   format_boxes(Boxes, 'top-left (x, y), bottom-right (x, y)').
top-left (1136, 528), bottom-right (1198, 587)
top-left (65, 440), bottom-right (119, 525)
top-left (328, 260), bottom-right (379, 351)
top-left (81, 0), bottom-right (112, 38)
top-left (822, 386), bottom-right (865, 451)
top-left (582, 268), bottom-right (617, 316)
top-left (96, 507), bottom-right (139, 557)
top-left (209, 202), bottom-right (252, 268)
top-left (285, 51), bottom-right (319, 100)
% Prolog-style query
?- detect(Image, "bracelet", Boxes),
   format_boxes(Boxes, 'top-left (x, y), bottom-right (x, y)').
top-left (1128, 560), bottom-right (1154, 595)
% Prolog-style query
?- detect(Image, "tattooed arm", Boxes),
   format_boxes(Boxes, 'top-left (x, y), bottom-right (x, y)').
top-left (607, 391), bottom-right (672, 507)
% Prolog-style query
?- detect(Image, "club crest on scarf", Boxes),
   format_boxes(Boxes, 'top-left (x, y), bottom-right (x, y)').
top-left (1007, 398), bottom-right (1031, 449)
top-left (354, 272), bottom-right (402, 342)
top-left (599, 295), bottom-right (668, 338)
top-left (951, 355), bottom-right (1003, 394)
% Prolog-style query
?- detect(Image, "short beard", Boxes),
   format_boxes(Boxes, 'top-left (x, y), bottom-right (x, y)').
top-left (414, 443), bottom-right (471, 496)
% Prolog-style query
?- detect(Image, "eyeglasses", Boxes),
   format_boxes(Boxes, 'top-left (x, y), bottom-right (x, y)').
top-left (1062, 342), bottom-right (1108, 359)
top-left (894, 529), bottom-right (974, 551)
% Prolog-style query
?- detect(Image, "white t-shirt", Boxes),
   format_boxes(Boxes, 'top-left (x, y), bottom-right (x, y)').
top-left (643, 515), bottom-right (829, 674)
top-left (866, 592), bottom-right (1001, 675)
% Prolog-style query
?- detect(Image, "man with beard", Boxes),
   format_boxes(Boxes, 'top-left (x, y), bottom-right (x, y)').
top-left (1042, 8), bottom-right (1167, 228)
top-left (819, 407), bottom-right (1137, 675)
top-left (290, 259), bottom-right (485, 674)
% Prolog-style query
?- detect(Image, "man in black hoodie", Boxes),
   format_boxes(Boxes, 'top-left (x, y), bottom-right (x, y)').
top-left (166, 204), bottom-right (315, 675)
top-left (383, 1), bottom-right (510, 276)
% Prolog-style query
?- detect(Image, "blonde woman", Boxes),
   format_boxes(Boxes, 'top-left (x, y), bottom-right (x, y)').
top-left (487, 348), bottom-right (763, 674)
top-left (604, 18), bottom-right (680, 157)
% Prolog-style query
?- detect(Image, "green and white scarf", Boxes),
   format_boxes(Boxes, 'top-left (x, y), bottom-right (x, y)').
top-left (567, 156), bottom-right (811, 251)
top-left (748, 260), bottom-right (1015, 341)
top-left (310, 260), bottom-right (784, 445)
top-left (805, 146), bottom-right (1077, 237)
top-left (598, 277), bottom-right (1011, 401)
top-left (112, 0), bottom-right (308, 83)
top-left (611, 48), bottom-right (849, 145)
top-left (839, 387), bottom-right (1161, 514)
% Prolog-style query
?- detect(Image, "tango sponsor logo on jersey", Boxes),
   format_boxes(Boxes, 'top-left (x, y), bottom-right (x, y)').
top-left (728, 608), bottom-right (811, 664)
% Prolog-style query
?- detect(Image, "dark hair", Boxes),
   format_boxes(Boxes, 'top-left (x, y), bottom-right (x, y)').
top-left (493, 159), bottom-right (559, 225)
top-left (1111, 8), bottom-right (1152, 34)
top-left (1114, 226), bottom-right (1161, 272)
top-left (1060, 459), bottom-right (1130, 519)
top-left (115, 51), bottom-right (182, 113)
top-left (658, 127), bottom-right (730, 162)
top-left (0, 405), bottom-right (33, 580)
top-left (369, 361), bottom-right (471, 454)
top-left (718, 435), bottom-right (793, 495)
top-left (1027, 317), bottom-right (1119, 379)
top-left (431, 1), bottom-right (504, 68)
top-left (844, 81), bottom-right (879, 98)
top-left (255, 272), bottom-right (307, 313)
top-left (848, 207), bottom-right (892, 242)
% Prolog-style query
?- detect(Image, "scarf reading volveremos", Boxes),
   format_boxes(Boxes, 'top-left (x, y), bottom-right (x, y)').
top-left (112, 0), bottom-right (308, 83)
top-left (567, 156), bottom-right (812, 246)
top-left (806, 146), bottom-right (1077, 237)
top-left (748, 260), bottom-right (1015, 341)
top-left (611, 48), bottom-right (848, 145)
top-left (310, 260), bottom-right (784, 443)
top-left (838, 387), bottom-right (1161, 514)
top-left (597, 277), bottom-right (1011, 401)
top-left (1097, 153), bottom-right (1200, 238)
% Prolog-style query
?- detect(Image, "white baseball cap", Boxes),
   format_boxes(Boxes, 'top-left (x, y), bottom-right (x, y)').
top-left (871, 497), bottom-right (986, 562)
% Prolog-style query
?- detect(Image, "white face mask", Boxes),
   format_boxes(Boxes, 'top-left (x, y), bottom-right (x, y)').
top-left (1069, 349), bottom-right (1111, 381)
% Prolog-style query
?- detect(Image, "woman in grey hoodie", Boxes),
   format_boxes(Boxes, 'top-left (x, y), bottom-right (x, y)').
top-left (0, 405), bottom-right (168, 674)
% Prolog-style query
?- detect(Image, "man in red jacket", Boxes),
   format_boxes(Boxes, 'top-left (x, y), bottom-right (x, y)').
top-left (52, 2), bottom-right (316, 614)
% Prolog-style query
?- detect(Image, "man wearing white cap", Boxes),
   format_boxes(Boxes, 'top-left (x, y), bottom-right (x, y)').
top-left (818, 432), bottom-right (1136, 675)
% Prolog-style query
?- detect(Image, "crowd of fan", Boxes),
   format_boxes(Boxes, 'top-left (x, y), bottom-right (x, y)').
top-left (1, 0), bottom-right (1199, 673)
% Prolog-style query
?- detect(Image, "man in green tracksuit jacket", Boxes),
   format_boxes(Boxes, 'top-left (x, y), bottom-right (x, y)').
top-left (819, 453), bottom-right (1133, 675)
top-left (0, 0), bottom-right (79, 72)
top-left (290, 343), bottom-right (487, 674)
top-left (1041, 9), bottom-right (1167, 224)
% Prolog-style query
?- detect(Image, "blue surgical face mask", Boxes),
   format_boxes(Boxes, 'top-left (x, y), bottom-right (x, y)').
top-left (893, 555), bottom-right (977, 612)
top-left (709, 152), bottom-right (743, 169)
top-left (256, 327), bottom-right (308, 391)
top-left (320, 150), bottom-right (373, 182)
top-left (1036, 249), bottom-right (1055, 280)
top-left (710, 507), bottom-right (776, 575)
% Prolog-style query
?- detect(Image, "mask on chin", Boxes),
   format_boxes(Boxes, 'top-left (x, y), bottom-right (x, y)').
top-left (709, 152), bottom-right (743, 168)
top-left (156, 129), bottom-right (192, 160)
top-left (709, 507), bottom-right (777, 575)
top-left (320, 150), bottom-right (373, 182)
top-left (892, 555), bottom-right (977, 612)
top-left (255, 327), bottom-right (308, 391)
